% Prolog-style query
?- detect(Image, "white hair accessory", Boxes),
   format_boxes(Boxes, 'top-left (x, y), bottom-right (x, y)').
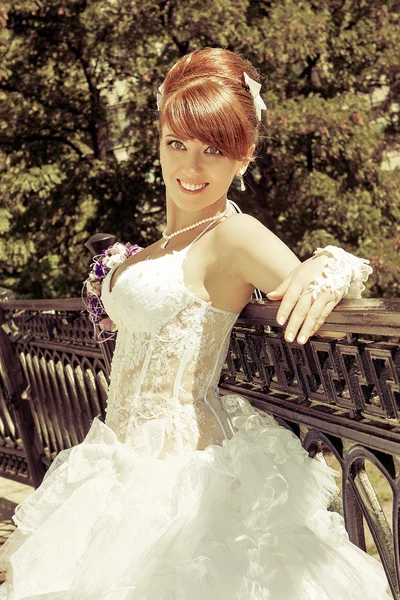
top-left (243, 72), bottom-right (267, 121)
top-left (300, 245), bottom-right (373, 301)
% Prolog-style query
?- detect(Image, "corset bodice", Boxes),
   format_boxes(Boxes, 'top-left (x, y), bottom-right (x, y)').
top-left (101, 237), bottom-right (240, 457)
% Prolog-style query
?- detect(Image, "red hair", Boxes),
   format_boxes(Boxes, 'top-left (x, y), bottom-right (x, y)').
top-left (159, 48), bottom-right (262, 161)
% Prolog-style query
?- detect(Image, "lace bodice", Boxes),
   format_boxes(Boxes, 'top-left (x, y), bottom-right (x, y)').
top-left (101, 224), bottom-right (240, 457)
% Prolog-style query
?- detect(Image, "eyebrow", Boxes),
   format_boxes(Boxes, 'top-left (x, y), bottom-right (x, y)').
top-left (165, 133), bottom-right (189, 141)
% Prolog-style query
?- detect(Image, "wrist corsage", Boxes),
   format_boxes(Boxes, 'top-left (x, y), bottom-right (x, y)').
top-left (302, 245), bottom-right (373, 301)
top-left (82, 242), bottom-right (143, 342)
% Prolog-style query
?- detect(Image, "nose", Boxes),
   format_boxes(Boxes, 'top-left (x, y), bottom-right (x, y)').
top-left (182, 151), bottom-right (204, 178)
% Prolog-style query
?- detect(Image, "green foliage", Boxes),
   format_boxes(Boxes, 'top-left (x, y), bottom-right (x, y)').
top-left (0, 0), bottom-right (399, 298)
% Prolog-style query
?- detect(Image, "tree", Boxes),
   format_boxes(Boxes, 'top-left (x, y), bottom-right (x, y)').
top-left (0, 0), bottom-right (399, 299)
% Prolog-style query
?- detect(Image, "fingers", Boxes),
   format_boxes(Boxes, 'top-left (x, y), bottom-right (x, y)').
top-left (271, 281), bottom-right (304, 326)
top-left (282, 292), bottom-right (313, 342)
top-left (310, 323), bottom-right (320, 336)
top-left (284, 295), bottom-right (338, 344)
top-left (266, 276), bottom-right (291, 303)
top-left (300, 299), bottom-right (337, 342)
top-left (267, 274), bottom-right (341, 343)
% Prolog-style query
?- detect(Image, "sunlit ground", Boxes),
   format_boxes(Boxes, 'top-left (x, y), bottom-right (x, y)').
top-left (0, 477), bottom-right (34, 584)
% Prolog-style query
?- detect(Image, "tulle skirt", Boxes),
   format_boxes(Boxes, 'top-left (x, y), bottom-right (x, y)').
top-left (0, 396), bottom-right (391, 599)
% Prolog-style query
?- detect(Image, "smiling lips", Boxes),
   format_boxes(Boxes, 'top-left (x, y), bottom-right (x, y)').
top-left (178, 179), bottom-right (208, 193)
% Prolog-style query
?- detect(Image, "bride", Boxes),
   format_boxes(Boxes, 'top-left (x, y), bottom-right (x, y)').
top-left (0, 47), bottom-right (390, 599)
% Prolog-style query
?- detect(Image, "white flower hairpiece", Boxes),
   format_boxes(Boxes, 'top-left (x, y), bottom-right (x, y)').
top-left (156, 72), bottom-right (266, 121)
top-left (243, 72), bottom-right (267, 121)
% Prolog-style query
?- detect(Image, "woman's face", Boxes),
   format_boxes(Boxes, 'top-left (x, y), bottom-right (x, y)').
top-left (159, 124), bottom-right (246, 213)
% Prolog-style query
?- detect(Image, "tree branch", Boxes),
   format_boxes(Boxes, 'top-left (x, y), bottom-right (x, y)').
top-left (0, 134), bottom-right (85, 157)
top-left (299, 54), bottom-right (321, 82)
top-left (8, 3), bottom-right (108, 161)
top-left (65, 34), bottom-right (109, 161)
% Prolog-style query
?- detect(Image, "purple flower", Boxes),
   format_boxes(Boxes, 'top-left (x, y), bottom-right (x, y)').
top-left (94, 263), bottom-right (105, 277)
top-left (82, 240), bottom-right (144, 343)
top-left (126, 244), bottom-right (143, 258)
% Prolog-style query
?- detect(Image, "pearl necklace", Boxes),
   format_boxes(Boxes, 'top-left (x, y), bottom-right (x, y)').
top-left (161, 202), bottom-right (230, 249)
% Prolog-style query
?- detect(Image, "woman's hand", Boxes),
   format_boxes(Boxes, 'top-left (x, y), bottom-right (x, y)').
top-left (266, 255), bottom-right (344, 344)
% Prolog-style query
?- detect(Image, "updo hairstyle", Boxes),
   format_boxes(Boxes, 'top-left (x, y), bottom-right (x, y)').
top-left (159, 48), bottom-right (262, 162)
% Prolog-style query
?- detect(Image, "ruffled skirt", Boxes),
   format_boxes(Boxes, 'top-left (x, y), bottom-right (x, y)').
top-left (0, 396), bottom-right (391, 599)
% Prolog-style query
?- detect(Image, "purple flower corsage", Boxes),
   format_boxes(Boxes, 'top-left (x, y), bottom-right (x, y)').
top-left (82, 242), bottom-right (143, 342)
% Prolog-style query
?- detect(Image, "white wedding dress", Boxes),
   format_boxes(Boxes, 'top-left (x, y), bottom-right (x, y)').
top-left (0, 221), bottom-right (391, 599)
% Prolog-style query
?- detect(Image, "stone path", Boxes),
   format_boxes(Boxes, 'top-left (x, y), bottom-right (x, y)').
top-left (0, 477), bottom-right (34, 584)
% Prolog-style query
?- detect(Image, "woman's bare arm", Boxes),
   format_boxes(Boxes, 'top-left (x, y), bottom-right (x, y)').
top-left (216, 213), bottom-right (346, 342)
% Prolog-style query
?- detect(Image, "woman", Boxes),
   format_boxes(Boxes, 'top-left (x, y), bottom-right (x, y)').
top-left (0, 48), bottom-right (390, 599)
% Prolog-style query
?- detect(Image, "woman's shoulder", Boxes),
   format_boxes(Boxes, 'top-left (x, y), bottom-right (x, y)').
top-left (214, 211), bottom-right (300, 284)
top-left (215, 212), bottom-right (274, 253)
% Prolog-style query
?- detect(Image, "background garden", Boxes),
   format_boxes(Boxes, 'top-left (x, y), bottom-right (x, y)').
top-left (0, 0), bottom-right (399, 299)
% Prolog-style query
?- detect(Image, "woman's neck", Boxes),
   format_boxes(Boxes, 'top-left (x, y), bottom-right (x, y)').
top-left (165, 194), bottom-right (228, 233)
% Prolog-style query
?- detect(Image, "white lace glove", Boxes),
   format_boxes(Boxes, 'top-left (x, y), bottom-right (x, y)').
top-left (306, 245), bottom-right (373, 300)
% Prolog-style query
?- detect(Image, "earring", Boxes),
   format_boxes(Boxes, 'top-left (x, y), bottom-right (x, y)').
top-left (239, 169), bottom-right (246, 191)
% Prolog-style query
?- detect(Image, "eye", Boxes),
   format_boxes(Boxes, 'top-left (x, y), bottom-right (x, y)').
top-left (205, 146), bottom-right (223, 156)
top-left (167, 140), bottom-right (186, 150)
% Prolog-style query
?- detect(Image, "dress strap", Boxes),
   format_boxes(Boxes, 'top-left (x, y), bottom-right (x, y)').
top-left (181, 200), bottom-right (263, 302)
top-left (184, 216), bottom-right (226, 252)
